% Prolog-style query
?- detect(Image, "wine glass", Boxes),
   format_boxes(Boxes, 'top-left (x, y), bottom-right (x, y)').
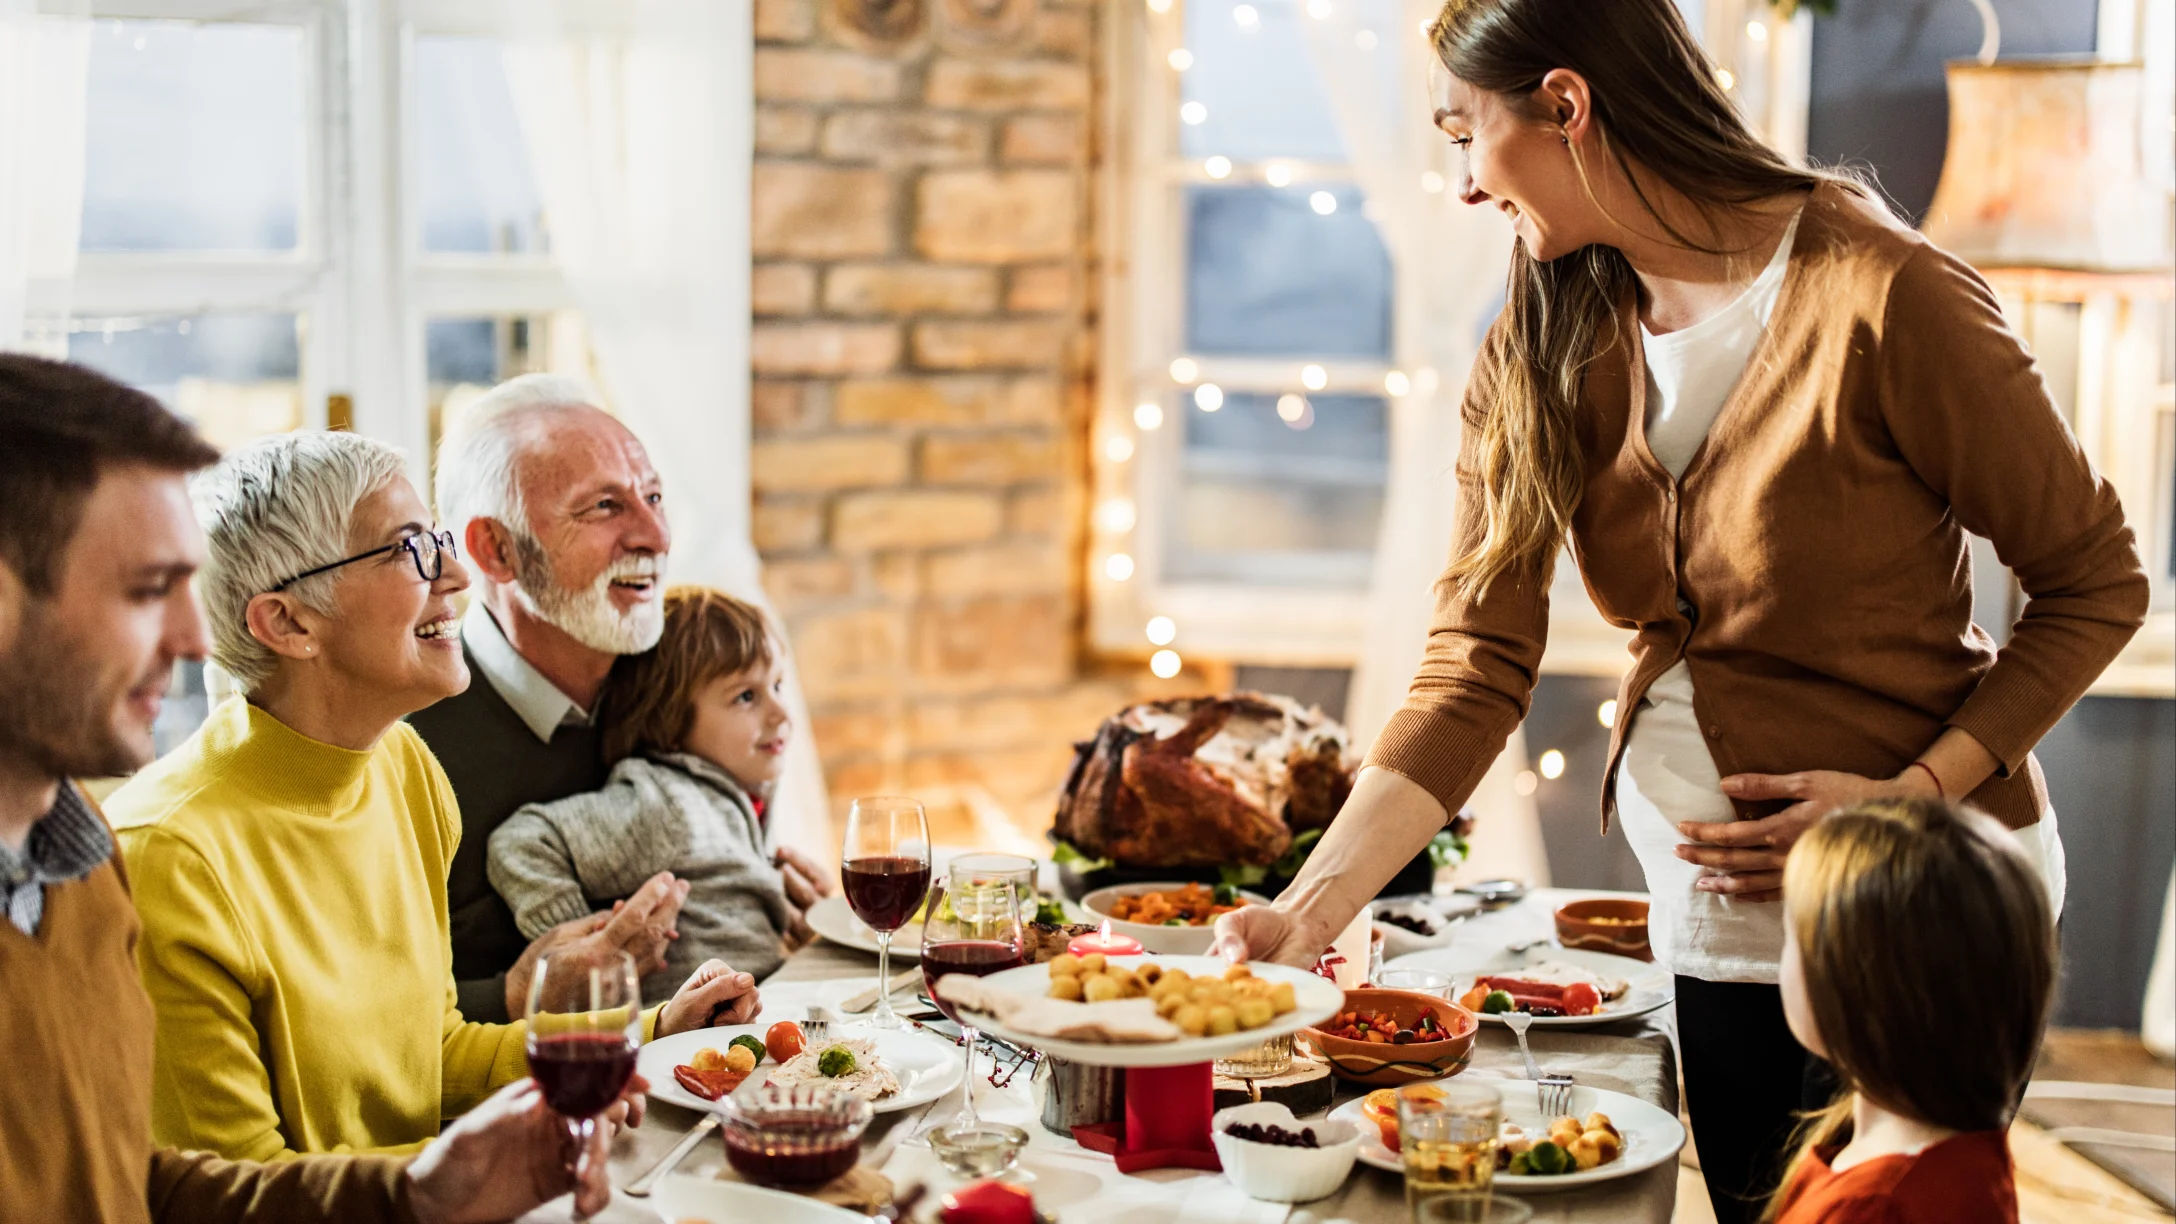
top-left (840, 796), bottom-right (932, 1030)
top-left (525, 950), bottom-right (641, 1186)
top-left (920, 861), bottom-right (1027, 1130)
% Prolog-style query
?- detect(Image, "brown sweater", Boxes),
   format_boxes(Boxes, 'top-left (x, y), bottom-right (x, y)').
top-left (0, 829), bottom-right (413, 1223)
top-left (1367, 182), bottom-right (2149, 832)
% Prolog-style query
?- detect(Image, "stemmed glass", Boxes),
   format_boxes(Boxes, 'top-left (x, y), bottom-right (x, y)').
top-left (524, 950), bottom-right (641, 1187)
top-left (920, 861), bottom-right (1027, 1129)
top-left (840, 796), bottom-right (932, 1030)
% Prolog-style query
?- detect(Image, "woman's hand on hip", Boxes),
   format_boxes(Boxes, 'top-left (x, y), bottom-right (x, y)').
top-left (1675, 769), bottom-right (1936, 902)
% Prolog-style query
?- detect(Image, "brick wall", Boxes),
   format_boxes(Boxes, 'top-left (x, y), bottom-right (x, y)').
top-left (751, 0), bottom-right (1218, 840)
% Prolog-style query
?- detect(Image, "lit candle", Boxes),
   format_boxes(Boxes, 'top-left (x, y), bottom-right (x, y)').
top-left (1067, 918), bottom-right (1145, 959)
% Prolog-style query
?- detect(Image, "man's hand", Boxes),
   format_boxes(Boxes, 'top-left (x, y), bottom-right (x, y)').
top-left (656, 959), bottom-right (762, 1037)
top-left (405, 1073), bottom-right (646, 1224)
top-left (505, 872), bottom-right (690, 1017)
top-left (774, 845), bottom-right (833, 953)
top-left (1676, 768), bottom-right (1938, 902)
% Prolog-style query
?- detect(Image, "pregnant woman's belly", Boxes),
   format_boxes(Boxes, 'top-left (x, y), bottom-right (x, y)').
top-left (1616, 661), bottom-right (1787, 985)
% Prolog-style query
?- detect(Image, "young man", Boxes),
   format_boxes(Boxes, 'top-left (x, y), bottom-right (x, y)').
top-left (416, 375), bottom-right (827, 1022)
top-left (0, 355), bottom-right (622, 1223)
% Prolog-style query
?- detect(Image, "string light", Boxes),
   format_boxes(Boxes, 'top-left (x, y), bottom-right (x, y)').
top-left (1150, 649), bottom-right (1183, 678)
top-left (1715, 67), bottom-right (1735, 91)
top-left (1306, 0), bottom-right (1331, 17)
top-left (1168, 47), bottom-right (1195, 70)
top-left (1105, 433), bottom-right (1135, 462)
top-left (1205, 155), bottom-right (1232, 179)
top-left (1181, 100), bottom-right (1209, 125)
top-left (1597, 699), bottom-right (1618, 729)
top-left (1147, 0), bottom-right (1172, 11)
top-left (1539, 749), bottom-right (1566, 780)
top-left (1146, 616), bottom-right (1177, 645)
top-left (1310, 190), bottom-right (1338, 215)
top-left (1194, 383), bottom-right (1224, 412)
top-left (1384, 370), bottom-right (1410, 396)
top-left (1096, 498), bottom-right (1137, 533)
top-left (1134, 401), bottom-right (1165, 430)
top-left (1301, 364), bottom-right (1328, 391)
top-left (1265, 162), bottom-right (1294, 187)
top-left (1421, 170), bottom-right (1446, 194)
top-left (1515, 770), bottom-right (1538, 796)
top-left (1746, 19), bottom-right (1768, 42)
top-left (1277, 394), bottom-right (1307, 422)
top-left (1105, 553), bottom-right (1136, 581)
top-left (1233, 4), bottom-right (1260, 28)
top-left (1169, 356), bottom-right (1199, 383)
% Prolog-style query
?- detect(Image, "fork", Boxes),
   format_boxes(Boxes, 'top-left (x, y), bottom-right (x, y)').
top-left (803, 1006), bottom-right (832, 1043)
top-left (1501, 1010), bottom-right (1577, 1116)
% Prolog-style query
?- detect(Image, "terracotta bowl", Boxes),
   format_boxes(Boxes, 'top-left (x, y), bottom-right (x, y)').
top-left (1554, 897), bottom-right (1652, 962)
top-left (1298, 987), bottom-right (1478, 1086)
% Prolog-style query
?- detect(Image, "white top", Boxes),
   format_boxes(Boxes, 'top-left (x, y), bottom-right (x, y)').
top-left (461, 601), bottom-right (596, 743)
top-left (1615, 213), bottom-right (1800, 983)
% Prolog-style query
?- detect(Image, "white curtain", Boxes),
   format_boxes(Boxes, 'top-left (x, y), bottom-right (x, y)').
top-left (0, 0), bottom-right (88, 354)
top-left (496, 0), bottom-right (833, 863)
top-left (1302, 1), bottom-right (1550, 885)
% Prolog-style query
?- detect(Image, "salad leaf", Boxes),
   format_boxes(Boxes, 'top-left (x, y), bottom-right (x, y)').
top-left (1033, 897), bottom-right (1070, 925)
top-left (1271, 827), bottom-right (1325, 879)
top-left (1219, 862), bottom-right (1269, 887)
top-left (1051, 840), bottom-right (1114, 874)
top-left (1427, 828), bottom-right (1470, 871)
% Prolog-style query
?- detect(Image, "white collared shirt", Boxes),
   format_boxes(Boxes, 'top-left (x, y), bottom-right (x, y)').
top-left (461, 601), bottom-right (595, 743)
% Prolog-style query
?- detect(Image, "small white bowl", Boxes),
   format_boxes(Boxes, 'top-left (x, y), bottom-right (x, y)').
top-left (1079, 883), bottom-right (1271, 955)
top-left (1211, 1101), bottom-right (1361, 1202)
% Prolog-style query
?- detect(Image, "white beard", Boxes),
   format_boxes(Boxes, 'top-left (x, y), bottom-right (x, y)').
top-left (513, 547), bottom-right (666, 655)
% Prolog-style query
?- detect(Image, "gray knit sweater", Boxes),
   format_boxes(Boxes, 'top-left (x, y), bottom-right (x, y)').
top-left (486, 752), bottom-right (790, 1003)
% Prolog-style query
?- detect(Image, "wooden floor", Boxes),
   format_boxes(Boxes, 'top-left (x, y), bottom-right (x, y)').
top-left (1670, 1030), bottom-right (2175, 1224)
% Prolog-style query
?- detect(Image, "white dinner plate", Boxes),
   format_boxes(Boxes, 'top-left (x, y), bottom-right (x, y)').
top-left (646, 1175), bottom-right (869, 1223)
top-left (951, 954), bottom-right (1343, 1068)
top-left (1379, 946), bottom-right (1672, 1028)
top-left (805, 893), bottom-right (922, 958)
top-left (1332, 1077), bottom-right (1686, 1193)
top-left (639, 1023), bottom-right (962, 1116)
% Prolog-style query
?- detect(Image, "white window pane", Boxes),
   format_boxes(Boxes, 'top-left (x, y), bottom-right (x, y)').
top-left (1179, 0), bottom-right (1403, 163)
top-left (426, 313), bottom-right (587, 450)
top-left (415, 36), bottom-right (548, 254)
top-left (1186, 183), bottom-right (1392, 357)
top-left (1165, 391), bottom-right (1387, 586)
top-left (67, 313), bottom-right (302, 451)
top-left (81, 20), bottom-right (303, 252)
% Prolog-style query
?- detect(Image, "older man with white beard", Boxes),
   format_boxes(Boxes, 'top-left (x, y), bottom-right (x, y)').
top-left (410, 375), bottom-right (691, 1024)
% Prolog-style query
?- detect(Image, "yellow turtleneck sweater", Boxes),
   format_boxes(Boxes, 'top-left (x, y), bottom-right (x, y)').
top-left (107, 698), bottom-right (534, 1160)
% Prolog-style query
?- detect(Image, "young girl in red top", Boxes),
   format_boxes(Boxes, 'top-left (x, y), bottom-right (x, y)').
top-left (1763, 797), bottom-right (2056, 1223)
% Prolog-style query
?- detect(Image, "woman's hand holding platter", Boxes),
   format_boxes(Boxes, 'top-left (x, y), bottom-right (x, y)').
top-left (1674, 768), bottom-right (1941, 902)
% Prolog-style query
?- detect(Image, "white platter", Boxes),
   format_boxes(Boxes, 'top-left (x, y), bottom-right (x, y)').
top-left (1379, 946), bottom-right (1672, 1028)
top-left (647, 1175), bottom-right (869, 1222)
top-left (805, 893), bottom-right (922, 958)
top-left (1078, 883), bottom-right (1273, 955)
top-left (638, 1023), bottom-right (962, 1116)
top-left (951, 954), bottom-right (1343, 1068)
top-left (1332, 1077), bottom-right (1686, 1193)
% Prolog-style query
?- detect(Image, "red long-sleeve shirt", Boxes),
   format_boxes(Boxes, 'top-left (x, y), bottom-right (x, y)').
top-left (1773, 1129), bottom-right (2017, 1224)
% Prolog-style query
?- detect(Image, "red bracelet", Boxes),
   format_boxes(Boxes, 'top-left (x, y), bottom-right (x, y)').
top-left (1907, 760), bottom-right (1946, 800)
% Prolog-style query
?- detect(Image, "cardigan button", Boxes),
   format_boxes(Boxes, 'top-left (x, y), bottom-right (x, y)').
top-left (1708, 726), bottom-right (1723, 739)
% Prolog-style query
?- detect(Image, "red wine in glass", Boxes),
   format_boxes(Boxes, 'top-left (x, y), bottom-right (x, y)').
top-left (529, 1031), bottom-right (639, 1118)
top-left (922, 939), bottom-right (1025, 1023)
top-left (842, 856), bottom-right (932, 932)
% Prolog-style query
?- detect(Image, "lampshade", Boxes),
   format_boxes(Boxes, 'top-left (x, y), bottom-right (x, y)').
top-left (1923, 57), bottom-right (2173, 274)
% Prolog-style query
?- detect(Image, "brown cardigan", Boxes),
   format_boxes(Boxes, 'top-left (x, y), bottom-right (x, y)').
top-left (0, 810), bottom-right (412, 1224)
top-left (1366, 182), bottom-right (2149, 833)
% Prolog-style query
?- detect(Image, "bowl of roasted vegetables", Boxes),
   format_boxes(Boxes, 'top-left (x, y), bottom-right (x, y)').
top-left (1079, 881), bottom-right (1270, 954)
top-left (1298, 987), bottom-right (1478, 1085)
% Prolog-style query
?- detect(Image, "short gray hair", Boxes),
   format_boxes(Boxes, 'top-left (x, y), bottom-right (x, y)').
top-left (191, 431), bottom-right (407, 692)
top-left (434, 372), bottom-right (608, 547)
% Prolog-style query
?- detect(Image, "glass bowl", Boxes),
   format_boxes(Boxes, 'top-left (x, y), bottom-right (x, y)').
top-left (927, 1119), bottom-right (1030, 1179)
top-left (717, 1082), bottom-right (872, 1187)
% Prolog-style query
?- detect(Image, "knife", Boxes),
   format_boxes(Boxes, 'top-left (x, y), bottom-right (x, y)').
top-left (623, 1111), bottom-right (718, 1197)
top-left (841, 966), bottom-right (923, 1014)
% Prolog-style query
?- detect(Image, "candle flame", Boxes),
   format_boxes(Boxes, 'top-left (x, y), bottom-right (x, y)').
top-left (1098, 918), bottom-right (1114, 941)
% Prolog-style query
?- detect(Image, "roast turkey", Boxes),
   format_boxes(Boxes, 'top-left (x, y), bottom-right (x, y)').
top-left (1052, 693), bottom-right (1358, 869)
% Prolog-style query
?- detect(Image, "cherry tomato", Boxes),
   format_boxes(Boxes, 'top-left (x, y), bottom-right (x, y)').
top-left (765, 1020), bottom-right (806, 1063)
top-left (1562, 983), bottom-right (1601, 1016)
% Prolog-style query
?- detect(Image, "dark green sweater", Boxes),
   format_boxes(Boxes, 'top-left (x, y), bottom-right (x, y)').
top-left (407, 646), bottom-right (607, 1023)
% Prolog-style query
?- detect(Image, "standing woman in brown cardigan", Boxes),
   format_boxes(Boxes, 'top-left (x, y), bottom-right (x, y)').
top-left (1212, 1), bottom-right (2148, 1220)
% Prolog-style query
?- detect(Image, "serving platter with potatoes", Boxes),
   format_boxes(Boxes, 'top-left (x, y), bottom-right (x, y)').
top-left (943, 953), bottom-right (1343, 1068)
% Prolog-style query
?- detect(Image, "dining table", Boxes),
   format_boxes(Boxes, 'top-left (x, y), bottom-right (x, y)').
top-left (523, 886), bottom-right (1680, 1224)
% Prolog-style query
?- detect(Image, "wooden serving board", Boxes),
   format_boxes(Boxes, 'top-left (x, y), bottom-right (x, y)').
top-left (1212, 1057), bottom-right (1334, 1116)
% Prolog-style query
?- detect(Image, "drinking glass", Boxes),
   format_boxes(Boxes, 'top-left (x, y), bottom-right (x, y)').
top-left (947, 852), bottom-right (1039, 918)
top-left (1400, 1081), bottom-right (1502, 1216)
top-left (841, 796), bottom-right (932, 1030)
top-left (920, 862), bottom-right (1027, 1129)
top-left (524, 950), bottom-right (641, 1186)
top-left (1415, 1196), bottom-right (1534, 1224)
top-left (1378, 968), bottom-right (1455, 998)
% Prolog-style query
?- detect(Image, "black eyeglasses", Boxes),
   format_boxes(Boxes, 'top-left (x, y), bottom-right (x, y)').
top-left (271, 529), bottom-right (457, 592)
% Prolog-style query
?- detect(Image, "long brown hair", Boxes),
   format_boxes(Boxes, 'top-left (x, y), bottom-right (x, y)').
top-left (600, 586), bottom-right (776, 766)
top-left (1759, 797), bottom-right (2056, 1221)
top-left (1428, 0), bottom-right (1839, 598)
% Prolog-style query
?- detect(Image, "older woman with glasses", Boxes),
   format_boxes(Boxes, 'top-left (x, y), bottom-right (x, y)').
top-left (106, 431), bottom-right (760, 1161)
